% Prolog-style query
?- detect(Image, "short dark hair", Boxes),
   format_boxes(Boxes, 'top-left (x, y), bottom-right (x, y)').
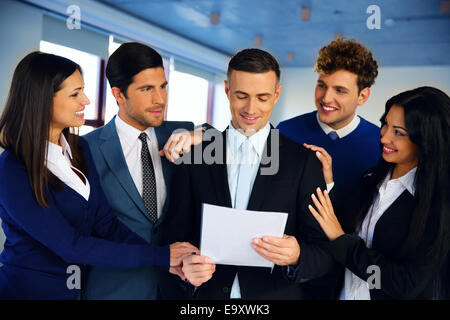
top-left (314, 36), bottom-right (378, 92)
top-left (227, 48), bottom-right (280, 84)
top-left (106, 42), bottom-right (164, 98)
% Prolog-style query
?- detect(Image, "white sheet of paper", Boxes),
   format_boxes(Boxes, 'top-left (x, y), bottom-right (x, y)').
top-left (200, 203), bottom-right (288, 268)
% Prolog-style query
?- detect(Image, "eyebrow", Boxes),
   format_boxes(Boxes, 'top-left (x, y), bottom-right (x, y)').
top-left (393, 125), bottom-right (408, 131)
top-left (136, 81), bottom-right (168, 90)
top-left (317, 80), bottom-right (349, 91)
top-left (234, 90), bottom-right (272, 97)
top-left (70, 87), bottom-right (83, 93)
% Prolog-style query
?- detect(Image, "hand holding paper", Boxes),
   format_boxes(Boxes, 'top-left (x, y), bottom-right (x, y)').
top-left (200, 203), bottom-right (288, 269)
top-left (252, 234), bottom-right (301, 266)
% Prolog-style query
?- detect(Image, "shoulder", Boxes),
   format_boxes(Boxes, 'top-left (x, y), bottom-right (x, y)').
top-left (358, 116), bottom-right (380, 132)
top-left (82, 125), bottom-right (105, 143)
top-left (278, 132), bottom-right (314, 161)
top-left (0, 150), bottom-right (27, 187)
top-left (162, 120), bottom-right (195, 131)
top-left (277, 111), bottom-right (316, 129)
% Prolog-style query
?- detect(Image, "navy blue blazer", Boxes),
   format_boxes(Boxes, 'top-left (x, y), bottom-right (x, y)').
top-left (82, 118), bottom-right (194, 299)
top-left (0, 137), bottom-right (169, 300)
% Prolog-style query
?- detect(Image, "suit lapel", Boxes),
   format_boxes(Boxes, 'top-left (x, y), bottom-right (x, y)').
top-left (155, 123), bottom-right (171, 192)
top-left (99, 119), bottom-right (151, 223)
top-left (209, 129), bottom-right (232, 208)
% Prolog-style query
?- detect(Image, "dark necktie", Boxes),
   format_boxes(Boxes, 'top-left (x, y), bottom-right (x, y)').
top-left (138, 132), bottom-right (158, 222)
top-left (328, 131), bottom-right (339, 141)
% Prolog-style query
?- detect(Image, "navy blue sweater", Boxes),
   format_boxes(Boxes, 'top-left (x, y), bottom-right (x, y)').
top-left (0, 138), bottom-right (169, 300)
top-left (277, 111), bottom-right (382, 205)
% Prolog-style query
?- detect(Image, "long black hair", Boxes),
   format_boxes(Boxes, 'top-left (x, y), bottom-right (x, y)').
top-left (0, 51), bottom-right (88, 207)
top-left (349, 86), bottom-right (450, 294)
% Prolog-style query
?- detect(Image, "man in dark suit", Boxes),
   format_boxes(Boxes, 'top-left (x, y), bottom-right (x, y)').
top-left (82, 42), bottom-right (201, 299)
top-left (161, 48), bottom-right (335, 299)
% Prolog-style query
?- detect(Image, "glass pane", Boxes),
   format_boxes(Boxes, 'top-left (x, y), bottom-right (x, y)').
top-left (39, 41), bottom-right (100, 121)
top-left (167, 70), bottom-right (208, 126)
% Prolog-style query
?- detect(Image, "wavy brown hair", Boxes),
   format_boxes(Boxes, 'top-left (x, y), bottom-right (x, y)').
top-left (0, 52), bottom-right (88, 207)
top-left (314, 36), bottom-right (378, 92)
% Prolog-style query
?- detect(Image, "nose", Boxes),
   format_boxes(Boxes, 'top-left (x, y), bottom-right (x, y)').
top-left (152, 88), bottom-right (165, 105)
top-left (322, 88), bottom-right (334, 104)
top-left (380, 125), bottom-right (391, 145)
top-left (82, 92), bottom-right (90, 106)
top-left (243, 97), bottom-right (257, 115)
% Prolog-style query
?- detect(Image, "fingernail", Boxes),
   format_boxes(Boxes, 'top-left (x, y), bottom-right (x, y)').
top-left (311, 194), bottom-right (316, 198)
top-left (192, 252), bottom-right (196, 255)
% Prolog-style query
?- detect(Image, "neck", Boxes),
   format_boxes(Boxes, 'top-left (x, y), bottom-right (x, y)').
top-left (230, 121), bottom-right (262, 138)
top-left (118, 111), bottom-right (147, 132)
top-left (328, 113), bottom-right (356, 131)
top-left (49, 128), bottom-right (62, 146)
top-left (391, 163), bottom-right (417, 180)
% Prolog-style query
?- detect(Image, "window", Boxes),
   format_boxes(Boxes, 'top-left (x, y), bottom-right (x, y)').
top-left (166, 70), bottom-right (210, 126)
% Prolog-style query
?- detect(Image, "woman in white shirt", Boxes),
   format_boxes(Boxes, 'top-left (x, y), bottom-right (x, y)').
top-left (308, 86), bottom-right (450, 300)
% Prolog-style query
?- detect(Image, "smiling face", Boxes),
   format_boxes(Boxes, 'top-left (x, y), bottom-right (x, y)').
top-left (114, 67), bottom-right (167, 131)
top-left (315, 69), bottom-right (370, 130)
top-left (225, 70), bottom-right (281, 136)
top-left (50, 70), bottom-right (90, 142)
top-left (380, 104), bottom-right (419, 177)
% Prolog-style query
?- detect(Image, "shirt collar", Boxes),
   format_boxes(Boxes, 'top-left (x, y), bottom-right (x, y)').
top-left (316, 111), bottom-right (360, 138)
top-left (46, 133), bottom-right (72, 164)
top-left (397, 167), bottom-right (417, 196)
top-left (227, 122), bottom-right (271, 158)
top-left (115, 114), bottom-right (155, 146)
top-left (379, 167), bottom-right (417, 196)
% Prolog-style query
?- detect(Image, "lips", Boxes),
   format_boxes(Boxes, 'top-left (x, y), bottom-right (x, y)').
top-left (383, 145), bottom-right (397, 154)
top-left (240, 114), bottom-right (259, 124)
top-left (148, 108), bottom-right (163, 115)
top-left (321, 103), bottom-right (338, 114)
top-left (75, 110), bottom-right (84, 119)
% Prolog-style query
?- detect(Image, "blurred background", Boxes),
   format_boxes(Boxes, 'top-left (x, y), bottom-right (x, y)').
top-left (0, 0), bottom-right (449, 252)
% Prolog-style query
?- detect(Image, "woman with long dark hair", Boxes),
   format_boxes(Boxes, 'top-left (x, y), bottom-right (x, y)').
top-left (0, 52), bottom-right (196, 299)
top-left (308, 86), bottom-right (450, 299)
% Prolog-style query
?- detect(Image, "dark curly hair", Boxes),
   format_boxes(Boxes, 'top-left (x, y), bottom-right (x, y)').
top-left (314, 36), bottom-right (378, 92)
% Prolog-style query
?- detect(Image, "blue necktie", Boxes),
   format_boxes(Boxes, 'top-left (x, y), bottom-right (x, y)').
top-left (234, 139), bottom-right (253, 210)
top-left (328, 131), bottom-right (339, 141)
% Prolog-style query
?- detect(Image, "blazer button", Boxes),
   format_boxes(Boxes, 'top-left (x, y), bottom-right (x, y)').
top-left (222, 287), bottom-right (230, 294)
top-left (153, 227), bottom-right (158, 233)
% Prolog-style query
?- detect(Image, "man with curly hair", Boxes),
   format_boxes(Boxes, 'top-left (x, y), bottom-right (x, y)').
top-left (277, 37), bottom-right (381, 211)
top-left (276, 37), bottom-right (381, 299)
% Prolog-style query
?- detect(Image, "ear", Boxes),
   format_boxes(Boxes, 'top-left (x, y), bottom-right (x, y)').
top-left (224, 80), bottom-right (230, 100)
top-left (357, 87), bottom-right (370, 106)
top-left (273, 84), bottom-right (282, 105)
top-left (111, 87), bottom-right (126, 105)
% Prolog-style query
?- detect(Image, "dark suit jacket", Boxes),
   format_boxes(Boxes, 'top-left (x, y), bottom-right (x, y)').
top-left (161, 126), bottom-right (334, 300)
top-left (327, 169), bottom-right (442, 300)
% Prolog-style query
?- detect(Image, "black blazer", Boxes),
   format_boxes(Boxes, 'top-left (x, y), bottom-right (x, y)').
top-left (327, 169), bottom-right (442, 300)
top-left (160, 126), bottom-right (334, 300)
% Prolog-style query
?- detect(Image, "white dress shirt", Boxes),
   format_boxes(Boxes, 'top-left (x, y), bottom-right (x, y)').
top-left (226, 122), bottom-right (271, 299)
top-left (339, 167), bottom-right (417, 300)
top-left (115, 115), bottom-right (166, 219)
top-left (46, 134), bottom-right (90, 201)
top-left (316, 112), bottom-right (361, 139)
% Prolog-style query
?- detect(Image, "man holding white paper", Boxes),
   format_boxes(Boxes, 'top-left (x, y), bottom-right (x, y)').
top-left (160, 48), bottom-right (334, 299)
